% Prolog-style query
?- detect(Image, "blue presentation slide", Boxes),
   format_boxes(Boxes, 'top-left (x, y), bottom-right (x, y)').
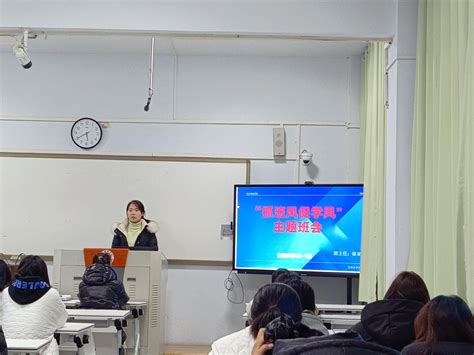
top-left (234, 185), bottom-right (363, 274)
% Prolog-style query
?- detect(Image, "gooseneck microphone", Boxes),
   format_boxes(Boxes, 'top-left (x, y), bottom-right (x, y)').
top-left (144, 37), bottom-right (155, 112)
top-left (144, 96), bottom-right (152, 112)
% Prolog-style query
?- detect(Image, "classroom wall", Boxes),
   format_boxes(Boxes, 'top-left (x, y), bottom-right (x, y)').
top-left (1, 50), bottom-right (363, 344)
top-left (0, 0), bottom-right (407, 345)
top-left (0, 52), bottom-right (362, 184)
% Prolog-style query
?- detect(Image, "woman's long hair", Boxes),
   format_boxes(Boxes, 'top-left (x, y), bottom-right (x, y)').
top-left (250, 283), bottom-right (303, 338)
top-left (15, 255), bottom-right (50, 285)
top-left (415, 295), bottom-right (474, 349)
top-left (384, 271), bottom-right (430, 303)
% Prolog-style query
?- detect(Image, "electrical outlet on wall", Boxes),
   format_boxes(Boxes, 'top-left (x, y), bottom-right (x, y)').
top-left (220, 224), bottom-right (233, 239)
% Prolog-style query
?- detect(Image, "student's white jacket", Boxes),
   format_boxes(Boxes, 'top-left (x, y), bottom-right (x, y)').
top-left (1, 288), bottom-right (68, 355)
top-left (209, 326), bottom-right (255, 355)
top-left (0, 291), bottom-right (3, 326)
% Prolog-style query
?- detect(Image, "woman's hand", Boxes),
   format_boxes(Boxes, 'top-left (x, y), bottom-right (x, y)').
top-left (252, 328), bottom-right (273, 355)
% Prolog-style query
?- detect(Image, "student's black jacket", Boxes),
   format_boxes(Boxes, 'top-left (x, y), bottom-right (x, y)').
top-left (402, 341), bottom-right (474, 355)
top-left (0, 326), bottom-right (7, 355)
top-left (350, 299), bottom-right (425, 351)
top-left (79, 264), bottom-right (129, 309)
top-left (111, 219), bottom-right (159, 251)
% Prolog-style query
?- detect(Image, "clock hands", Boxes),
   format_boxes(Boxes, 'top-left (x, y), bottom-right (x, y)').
top-left (76, 131), bottom-right (90, 140)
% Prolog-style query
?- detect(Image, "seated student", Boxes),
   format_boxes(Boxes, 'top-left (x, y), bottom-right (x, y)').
top-left (245, 270), bottom-right (301, 317)
top-left (271, 269), bottom-right (291, 283)
top-left (0, 326), bottom-right (6, 355)
top-left (286, 279), bottom-right (329, 335)
top-left (274, 271), bottom-right (301, 284)
top-left (0, 260), bottom-right (12, 325)
top-left (350, 271), bottom-right (430, 351)
top-left (1, 255), bottom-right (68, 355)
top-left (210, 283), bottom-right (318, 355)
top-left (402, 295), bottom-right (474, 355)
top-left (78, 252), bottom-right (129, 309)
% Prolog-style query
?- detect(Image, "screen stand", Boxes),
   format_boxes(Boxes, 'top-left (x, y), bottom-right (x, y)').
top-left (346, 277), bottom-right (352, 305)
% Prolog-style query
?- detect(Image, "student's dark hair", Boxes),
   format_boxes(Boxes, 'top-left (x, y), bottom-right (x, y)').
top-left (250, 283), bottom-right (302, 338)
top-left (126, 200), bottom-right (145, 215)
top-left (287, 279), bottom-right (316, 312)
top-left (415, 295), bottom-right (474, 347)
top-left (93, 252), bottom-right (112, 265)
top-left (0, 260), bottom-right (12, 290)
top-left (384, 271), bottom-right (430, 304)
top-left (271, 268), bottom-right (290, 283)
top-left (16, 255), bottom-right (50, 285)
top-left (274, 271), bottom-right (302, 284)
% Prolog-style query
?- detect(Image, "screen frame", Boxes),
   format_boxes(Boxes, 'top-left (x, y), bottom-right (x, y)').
top-left (232, 184), bottom-right (363, 278)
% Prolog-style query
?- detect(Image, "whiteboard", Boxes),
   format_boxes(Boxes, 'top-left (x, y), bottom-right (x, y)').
top-left (0, 155), bottom-right (247, 260)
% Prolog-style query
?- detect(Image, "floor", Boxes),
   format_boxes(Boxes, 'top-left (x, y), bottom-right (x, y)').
top-left (164, 344), bottom-right (211, 355)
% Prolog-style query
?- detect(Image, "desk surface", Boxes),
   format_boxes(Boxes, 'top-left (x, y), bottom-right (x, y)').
top-left (320, 314), bottom-right (360, 320)
top-left (317, 304), bottom-right (365, 312)
top-left (64, 299), bottom-right (147, 308)
top-left (243, 304), bottom-right (365, 319)
top-left (63, 299), bottom-right (80, 307)
top-left (57, 322), bottom-right (95, 333)
top-left (6, 338), bottom-right (51, 350)
top-left (67, 309), bottom-right (130, 318)
top-left (126, 301), bottom-right (147, 307)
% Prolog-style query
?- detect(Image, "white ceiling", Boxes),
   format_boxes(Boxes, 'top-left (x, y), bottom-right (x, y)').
top-left (0, 34), bottom-right (368, 57)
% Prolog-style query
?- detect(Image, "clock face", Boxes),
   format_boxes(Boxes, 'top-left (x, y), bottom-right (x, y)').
top-left (71, 118), bottom-right (103, 149)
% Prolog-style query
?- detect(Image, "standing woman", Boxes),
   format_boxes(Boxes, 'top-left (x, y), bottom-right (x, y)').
top-left (112, 200), bottom-right (159, 251)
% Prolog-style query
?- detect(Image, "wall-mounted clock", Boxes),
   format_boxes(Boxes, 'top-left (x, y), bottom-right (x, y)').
top-left (71, 117), bottom-right (103, 149)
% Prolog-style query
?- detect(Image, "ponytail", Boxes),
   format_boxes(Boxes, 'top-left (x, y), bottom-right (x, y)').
top-left (93, 252), bottom-right (112, 266)
top-left (251, 305), bottom-right (283, 338)
top-left (264, 313), bottom-right (322, 342)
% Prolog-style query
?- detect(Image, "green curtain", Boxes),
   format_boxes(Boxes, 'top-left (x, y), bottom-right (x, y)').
top-left (359, 42), bottom-right (387, 302)
top-left (410, 0), bottom-right (474, 307)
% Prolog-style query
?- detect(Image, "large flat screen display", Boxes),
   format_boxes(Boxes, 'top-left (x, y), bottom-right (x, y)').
top-left (233, 184), bottom-right (363, 276)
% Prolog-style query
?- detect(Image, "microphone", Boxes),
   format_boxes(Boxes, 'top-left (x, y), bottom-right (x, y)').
top-left (144, 97), bottom-right (151, 112)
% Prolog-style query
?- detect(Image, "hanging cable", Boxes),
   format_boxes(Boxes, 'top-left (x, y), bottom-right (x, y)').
top-left (224, 269), bottom-right (244, 304)
top-left (144, 37), bottom-right (155, 112)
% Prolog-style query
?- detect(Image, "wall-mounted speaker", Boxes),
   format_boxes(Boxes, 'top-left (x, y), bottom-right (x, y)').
top-left (273, 127), bottom-right (286, 156)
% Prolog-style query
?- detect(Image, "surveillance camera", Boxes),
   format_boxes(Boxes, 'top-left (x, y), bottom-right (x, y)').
top-left (13, 43), bottom-right (32, 69)
top-left (300, 149), bottom-right (313, 165)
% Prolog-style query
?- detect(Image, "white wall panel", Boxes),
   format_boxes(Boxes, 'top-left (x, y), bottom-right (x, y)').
top-left (0, 120), bottom-right (302, 159)
top-left (299, 125), bottom-right (359, 183)
top-left (176, 56), bottom-right (350, 122)
top-left (249, 160), bottom-right (296, 184)
top-left (165, 265), bottom-right (357, 344)
top-left (0, 53), bottom-right (175, 120)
